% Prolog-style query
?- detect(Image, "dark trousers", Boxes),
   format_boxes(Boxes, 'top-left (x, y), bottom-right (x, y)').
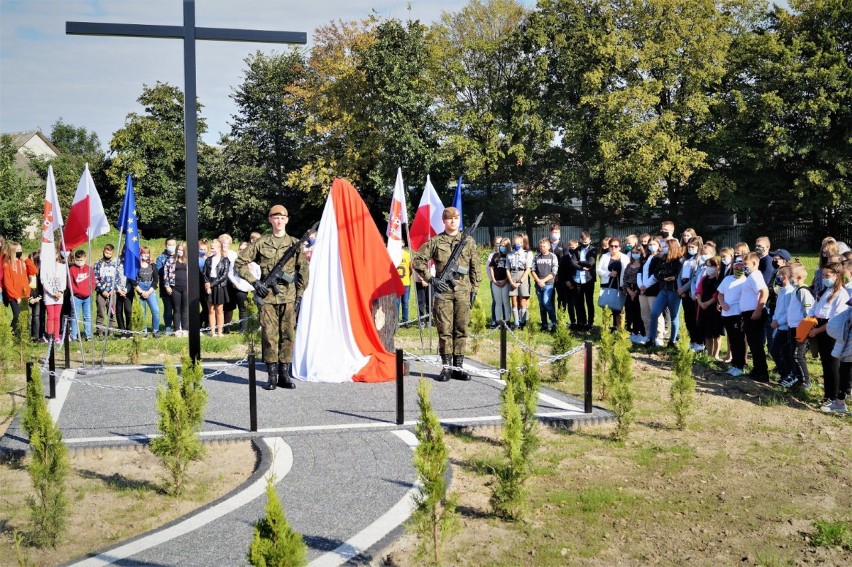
top-left (115, 294), bottom-right (133, 332)
top-left (742, 310), bottom-right (768, 376)
top-left (574, 280), bottom-right (596, 326)
top-left (5, 297), bottom-right (21, 332)
top-left (161, 286), bottom-right (174, 328)
top-left (30, 300), bottom-right (43, 340)
top-left (171, 288), bottom-right (189, 331)
top-left (625, 294), bottom-right (644, 335)
top-left (415, 282), bottom-right (429, 319)
top-left (723, 315), bottom-right (746, 369)
top-left (814, 325), bottom-right (839, 400)
top-left (234, 289), bottom-right (249, 332)
top-left (681, 296), bottom-right (702, 344)
top-left (840, 361), bottom-right (852, 400)
top-left (556, 283), bottom-right (577, 325)
top-left (769, 329), bottom-right (794, 378)
top-left (793, 339), bottom-right (811, 382)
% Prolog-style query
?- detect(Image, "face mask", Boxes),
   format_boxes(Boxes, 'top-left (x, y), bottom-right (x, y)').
top-left (705, 268), bottom-right (717, 277)
top-left (631, 253), bottom-right (641, 260)
top-left (661, 230), bottom-right (670, 239)
top-left (822, 278), bottom-right (836, 288)
top-left (550, 233), bottom-right (560, 242)
top-left (177, 249), bottom-right (184, 257)
top-left (625, 244), bottom-right (633, 252)
top-left (512, 244), bottom-right (521, 251)
top-left (199, 250), bottom-right (206, 258)
top-left (499, 246), bottom-right (507, 254)
top-left (687, 247), bottom-right (698, 256)
top-left (15, 251), bottom-right (23, 259)
top-left (699, 254), bottom-right (709, 262)
top-left (744, 266), bottom-right (752, 276)
top-left (722, 257), bottom-right (732, 266)
top-left (661, 246), bottom-right (669, 255)
top-left (307, 237), bottom-right (316, 246)
top-left (648, 245), bottom-right (658, 253)
top-left (75, 261), bottom-right (85, 267)
top-left (166, 245), bottom-right (176, 254)
top-left (733, 268), bottom-right (745, 278)
top-left (141, 255), bottom-right (150, 262)
top-left (755, 245), bottom-right (766, 255)
top-left (771, 259), bottom-right (781, 269)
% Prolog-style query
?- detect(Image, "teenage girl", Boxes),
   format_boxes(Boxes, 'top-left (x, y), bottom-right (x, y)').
top-left (203, 239), bottom-right (231, 336)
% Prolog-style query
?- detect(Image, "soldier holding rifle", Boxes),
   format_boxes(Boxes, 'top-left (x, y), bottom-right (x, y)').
top-left (413, 207), bottom-right (482, 382)
top-left (236, 205), bottom-right (309, 391)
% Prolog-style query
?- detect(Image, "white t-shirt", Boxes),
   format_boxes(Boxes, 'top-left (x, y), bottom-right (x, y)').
top-left (717, 275), bottom-right (746, 317)
top-left (809, 287), bottom-right (850, 320)
top-left (739, 270), bottom-right (768, 312)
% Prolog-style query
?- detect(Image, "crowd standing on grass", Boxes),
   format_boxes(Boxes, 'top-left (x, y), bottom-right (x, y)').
top-left (484, 222), bottom-right (852, 415)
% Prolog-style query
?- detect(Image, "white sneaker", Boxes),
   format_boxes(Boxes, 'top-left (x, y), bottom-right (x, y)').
top-left (692, 344), bottom-right (705, 352)
top-left (165, 326), bottom-right (173, 335)
top-left (655, 338), bottom-right (665, 347)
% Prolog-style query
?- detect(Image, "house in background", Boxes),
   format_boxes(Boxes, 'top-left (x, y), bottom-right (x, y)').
top-left (5, 130), bottom-right (60, 239)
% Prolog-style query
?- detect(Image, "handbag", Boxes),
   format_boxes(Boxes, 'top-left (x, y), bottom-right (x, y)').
top-left (598, 286), bottom-right (626, 311)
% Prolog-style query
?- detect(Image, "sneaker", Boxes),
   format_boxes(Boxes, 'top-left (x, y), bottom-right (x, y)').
top-left (779, 375), bottom-right (798, 388)
top-left (727, 367), bottom-right (744, 377)
top-left (636, 336), bottom-right (650, 345)
top-left (819, 399), bottom-right (836, 412)
top-left (655, 338), bottom-right (665, 347)
top-left (692, 344), bottom-right (705, 352)
top-left (830, 401), bottom-right (848, 414)
top-left (165, 326), bottom-right (173, 335)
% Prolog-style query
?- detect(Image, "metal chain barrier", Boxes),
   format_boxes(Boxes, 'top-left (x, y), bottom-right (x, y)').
top-left (87, 315), bottom-right (256, 336)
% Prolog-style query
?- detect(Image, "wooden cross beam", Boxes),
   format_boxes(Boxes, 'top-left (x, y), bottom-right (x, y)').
top-left (67, 0), bottom-right (307, 362)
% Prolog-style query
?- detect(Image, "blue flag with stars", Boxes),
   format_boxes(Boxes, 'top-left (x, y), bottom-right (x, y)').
top-left (116, 174), bottom-right (140, 281)
top-left (452, 176), bottom-right (463, 229)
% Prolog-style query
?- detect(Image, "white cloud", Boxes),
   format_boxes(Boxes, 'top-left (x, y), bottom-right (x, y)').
top-left (0, 0), bottom-right (497, 146)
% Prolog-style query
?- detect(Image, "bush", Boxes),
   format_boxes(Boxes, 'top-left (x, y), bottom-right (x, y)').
top-left (150, 355), bottom-right (208, 495)
top-left (21, 363), bottom-right (69, 548)
top-left (609, 329), bottom-right (635, 442)
top-left (491, 357), bottom-right (526, 520)
top-left (550, 306), bottom-right (572, 381)
top-left (0, 305), bottom-right (15, 375)
top-left (17, 301), bottom-right (31, 365)
top-left (408, 379), bottom-right (459, 566)
top-left (670, 326), bottom-right (696, 430)
top-left (596, 308), bottom-right (615, 400)
top-left (247, 475), bottom-right (308, 567)
top-left (468, 296), bottom-right (487, 355)
top-left (811, 519), bottom-right (852, 550)
top-left (517, 336), bottom-right (541, 461)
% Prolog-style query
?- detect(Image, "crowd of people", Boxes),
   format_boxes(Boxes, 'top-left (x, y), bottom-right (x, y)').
top-left (482, 222), bottom-right (852, 415)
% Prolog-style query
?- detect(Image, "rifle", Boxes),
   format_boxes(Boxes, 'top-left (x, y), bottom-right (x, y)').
top-left (257, 221), bottom-right (319, 297)
top-left (431, 212), bottom-right (484, 301)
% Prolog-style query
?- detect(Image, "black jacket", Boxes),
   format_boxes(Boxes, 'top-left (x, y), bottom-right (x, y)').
top-left (569, 244), bottom-right (598, 283)
top-left (203, 256), bottom-right (231, 289)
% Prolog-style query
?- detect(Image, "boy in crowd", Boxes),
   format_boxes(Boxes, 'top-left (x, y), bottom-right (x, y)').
top-left (781, 265), bottom-right (815, 389)
top-left (769, 266), bottom-right (796, 383)
top-left (741, 252), bottom-right (770, 382)
top-left (156, 238), bottom-right (177, 334)
top-left (93, 244), bottom-right (118, 334)
top-left (533, 237), bottom-right (559, 332)
top-left (557, 239), bottom-right (579, 327)
top-left (69, 249), bottom-right (93, 341)
top-left (570, 232), bottom-right (597, 330)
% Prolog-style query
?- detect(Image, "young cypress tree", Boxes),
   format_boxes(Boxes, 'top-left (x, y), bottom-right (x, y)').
top-left (21, 363), bottom-right (69, 547)
top-left (0, 305), bottom-right (14, 381)
top-left (550, 306), bottom-right (572, 381)
top-left (408, 378), bottom-right (459, 566)
top-left (491, 350), bottom-right (527, 520)
top-left (129, 297), bottom-right (143, 364)
top-left (16, 301), bottom-right (31, 366)
top-left (670, 326), bottom-right (696, 430)
top-left (247, 475), bottom-right (308, 567)
top-left (609, 329), bottom-right (635, 442)
top-left (596, 307), bottom-right (615, 400)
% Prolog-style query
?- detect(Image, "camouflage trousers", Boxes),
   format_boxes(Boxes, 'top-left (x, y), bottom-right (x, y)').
top-left (433, 287), bottom-right (471, 356)
top-left (260, 302), bottom-right (295, 364)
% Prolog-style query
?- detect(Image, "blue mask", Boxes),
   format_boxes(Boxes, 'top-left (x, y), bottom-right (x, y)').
top-left (512, 244), bottom-right (521, 251)
top-left (744, 266), bottom-right (752, 276)
top-left (499, 246), bottom-right (507, 253)
top-left (307, 237), bottom-right (316, 246)
top-left (661, 246), bottom-right (669, 254)
top-left (823, 278), bottom-right (836, 288)
top-left (631, 253), bottom-right (641, 260)
top-left (700, 254), bottom-right (710, 262)
top-left (199, 250), bottom-right (206, 258)
top-left (648, 245), bottom-right (658, 253)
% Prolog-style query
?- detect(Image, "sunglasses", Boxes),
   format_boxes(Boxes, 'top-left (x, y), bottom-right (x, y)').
top-left (609, 244), bottom-right (620, 248)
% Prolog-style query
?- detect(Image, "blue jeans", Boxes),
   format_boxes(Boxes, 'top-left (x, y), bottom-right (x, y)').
top-left (396, 285), bottom-right (411, 323)
top-left (71, 295), bottom-right (92, 339)
top-left (536, 284), bottom-right (557, 329)
top-left (138, 281), bottom-right (160, 332)
top-left (648, 289), bottom-right (681, 344)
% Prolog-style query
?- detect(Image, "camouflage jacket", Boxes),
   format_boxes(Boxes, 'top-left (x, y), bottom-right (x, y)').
top-left (412, 232), bottom-right (482, 291)
top-left (235, 233), bottom-right (308, 304)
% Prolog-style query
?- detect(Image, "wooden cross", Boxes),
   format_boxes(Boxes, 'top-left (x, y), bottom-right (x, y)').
top-left (67, 0), bottom-right (307, 362)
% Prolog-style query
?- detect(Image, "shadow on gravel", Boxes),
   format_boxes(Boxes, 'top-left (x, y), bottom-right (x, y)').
top-left (302, 533), bottom-right (347, 553)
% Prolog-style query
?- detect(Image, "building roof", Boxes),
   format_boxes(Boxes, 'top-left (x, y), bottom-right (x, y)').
top-left (7, 130), bottom-right (60, 156)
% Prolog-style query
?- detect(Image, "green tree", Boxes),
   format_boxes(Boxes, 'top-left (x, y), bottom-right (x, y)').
top-left (0, 135), bottom-right (38, 240)
top-left (247, 476), bottom-right (308, 567)
top-left (206, 51), bottom-right (315, 237)
top-left (107, 82), bottom-right (209, 237)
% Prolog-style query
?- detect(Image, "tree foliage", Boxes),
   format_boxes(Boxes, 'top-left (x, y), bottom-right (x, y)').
top-left (247, 476), bottom-right (308, 567)
top-left (0, 135), bottom-right (38, 240)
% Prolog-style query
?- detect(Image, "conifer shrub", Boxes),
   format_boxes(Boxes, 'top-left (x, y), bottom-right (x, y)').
top-left (670, 327), bottom-right (696, 430)
top-left (150, 356), bottom-right (208, 495)
top-left (491, 357), bottom-right (526, 520)
top-left (16, 301), bottom-right (31, 366)
top-left (0, 304), bottom-right (16, 376)
top-left (408, 379), bottom-right (459, 565)
top-left (517, 337), bottom-right (541, 461)
top-left (596, 307), bottom-right (615, 400)
top-left (609, 328), bottom-right (635, 442)
top-left (21, 363), bottom-right (69, 548)
top-left (468, 297), bottom-right (486, 354)
top-left (247, 475), bottom-right (308, 567)
top-left (550, 306), bottom-right (572, 381)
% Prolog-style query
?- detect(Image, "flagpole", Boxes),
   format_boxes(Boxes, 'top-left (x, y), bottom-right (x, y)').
top-left (85, 164), bottom-right (96, 366)
top-left (58, 225), bottom-right (87, 369)
top-left (98, 227), bottom-right (123, 367)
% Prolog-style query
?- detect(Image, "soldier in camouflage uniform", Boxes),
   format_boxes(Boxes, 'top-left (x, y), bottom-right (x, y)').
top-left (412, 207), bottom-right (482, 381)
top-left (235, 205), bottom-right (308, 390)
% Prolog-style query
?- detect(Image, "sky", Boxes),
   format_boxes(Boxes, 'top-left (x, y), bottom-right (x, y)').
top-left (1, 0), bottom-right (532, 149)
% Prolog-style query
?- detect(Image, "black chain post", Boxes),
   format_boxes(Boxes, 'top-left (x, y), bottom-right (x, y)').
top-left (396, 349), bottom-right (404, 425)
top-left (63, 316), bottom-right (70, 369)
top-left (26, 361), bottom-right (33, 385)
top-left (48, 336), bottom-right (56, 399)
top-left (248, 350), bottom-right (257, 432)
top-left (584, 340), bottom-right (593, 413)
top-left (500, 322), bottom-right (507, 372)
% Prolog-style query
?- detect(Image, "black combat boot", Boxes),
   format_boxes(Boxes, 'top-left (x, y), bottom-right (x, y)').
top-left (452, 355), bottom-right (470, 381)
top-left (264, 362), bottom-right (278, 391)
top-left (279, 363), bottom-right (296, 390)
top-left (437, 355), bottom-right (453, 382)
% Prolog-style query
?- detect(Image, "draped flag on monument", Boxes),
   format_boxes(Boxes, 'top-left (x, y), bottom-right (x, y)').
top-left (408, 175), bottom-right (444, 252)
top-left (39, 165), bottom-right (63, 276)
top-left (116, 174), bottom-right (141, 282)
top-left (63, 163), bottom-right (110, 251)
top-left (452, 175), bottom-right (464, 229)
top-left (386, 167), bottom-right (408, 267)
top-left (293, 178), bottom-right (405, 383)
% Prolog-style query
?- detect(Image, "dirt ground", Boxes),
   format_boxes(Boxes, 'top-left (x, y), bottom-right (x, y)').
top-left (0, 440), bottom-right (256, 567)
top-left (380, 350), bottom-right (852, 567)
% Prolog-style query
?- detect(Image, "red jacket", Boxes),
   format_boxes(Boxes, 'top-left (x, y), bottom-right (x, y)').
top-left (2, 257), bottom-right (37, 300)
top-left (69, 264), bottom-right (93, 299)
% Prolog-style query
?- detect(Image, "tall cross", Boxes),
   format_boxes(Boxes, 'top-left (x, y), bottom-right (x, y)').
top-left (67, 0), bottom-right (307, 362)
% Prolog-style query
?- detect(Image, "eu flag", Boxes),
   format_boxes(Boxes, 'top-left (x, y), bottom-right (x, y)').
top-left (452, 176), bottom-right (463, 229)
top-left (116, 174), bottom-right (141, 281)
